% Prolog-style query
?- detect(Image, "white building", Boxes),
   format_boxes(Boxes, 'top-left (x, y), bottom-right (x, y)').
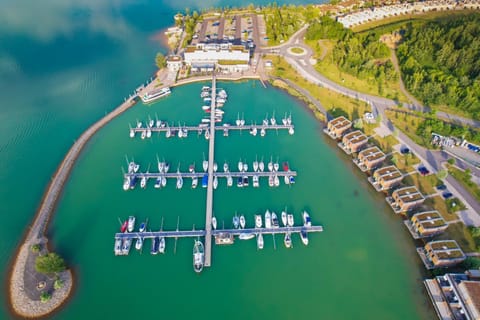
top-left (166, 55), bottom-right (182, 72)
top-left (184, 43), bottom-right (250, 73)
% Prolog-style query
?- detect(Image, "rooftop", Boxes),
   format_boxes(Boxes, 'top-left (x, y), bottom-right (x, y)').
top-left (428, 240), bottom-right (461, 251)
top-left (343, 130), bottom-right (368, 144)
top-left (329, 116), bottom-right (351, 129)
top-left (374, 165), bottom-right (402, 181)
top-left (393, 186), bottom-right (424, 202)
top-left (358, 146), bottom-right (385, 162)
top-left (412, 211), bottom-right (446, 229)
top-left (459, 281), bottom-right (480, 314)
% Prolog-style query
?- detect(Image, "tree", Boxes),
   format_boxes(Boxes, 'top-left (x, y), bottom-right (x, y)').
top-left (40, 291), bottom-right (51, 303)
top-left (35, 253), bottom-right (66, 275)
top-left (155, 53), bottom-right (166, 69)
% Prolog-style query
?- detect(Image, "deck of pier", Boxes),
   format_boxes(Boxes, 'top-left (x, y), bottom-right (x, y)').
top-left (124, 170), bottom-right (297, 179)
top-left (131, 124), bottom-right (294, 133)
top-left (114, 225), bottom-right (323, 240)
top-left (204, 76), bottom-right (216, 267)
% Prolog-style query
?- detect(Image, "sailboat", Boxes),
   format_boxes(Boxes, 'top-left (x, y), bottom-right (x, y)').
top-left (257, 233), bottom-right (264, 250)
top-left (281, 211), bottom-right (287, 227)
top-left (238, 159), bottom-right (243, 172)
top-left (239, 214), bottom-right (246, 229)
top-left (158, 237), bottom-right (166, 254)
top-left (227, 175), bottom-right (233, 187)
top-left (192, 176), bottom-right (198, 188)
top-left (213, 176), bottom-right (218, 189)
top-left (253, 156), bottom-right (259, 172)
top-left (135, 237), bottom-right (143, 250)
top-left (193, 240), bottom-right (205, 273)
top-left (259, 157), bottom-right (265, 172)
top-left (223, 161), bottom-right (229, 172)
top-left (284, 233), bottom-right (292, 248)
top-left (265, 210), bottom-right (271, 229)
top-left (212, 216), bottom-right (217, 230)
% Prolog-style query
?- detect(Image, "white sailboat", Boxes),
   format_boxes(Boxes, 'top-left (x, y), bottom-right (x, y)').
top-left (213, 176), bottom-right (218, 189)
top-left (257, 233), bottom-right (264, 250)
top-left (281, 211), bottom-right (287, 227)
top-left (268, 156), bottom-right (273, 172)
top-left (192, 176), bottom-right (198, 188)
top-left (284, 233), bottom-right (292, 248)
top-left (239, 215), bottom-right (246, 229)
top-left (238, 159), bottom-right (243, 172)
top-left (255, 215), bottom-right (262, 228)
top-left (252, 175), bottom-right (259, 187)
top-left (274, 175), bottom-right (280, 187)
top-left (212, 216), bottom-right (217, 230)
top-left (265, 210), bottom-right (271, 229)
top-left (227, 175), bottom-right (233, 187)
top-left (287, 213), bottom-right (294, 227)
top-left (253, 156), bottom-right (259, 172)
top-left (259, 157), bottom-right (265, 172)
top-left (159, 237), bottom-right (166, 254)
top-left (223, 162), bottom-right (229, 172)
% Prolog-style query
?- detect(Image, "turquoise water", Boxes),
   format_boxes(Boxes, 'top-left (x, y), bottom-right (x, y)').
top-left (0, 1), bottom-right (434, 319)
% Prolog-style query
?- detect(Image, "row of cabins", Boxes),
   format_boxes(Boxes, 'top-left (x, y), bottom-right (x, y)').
top-left (325, 117), bottom-right (465, 272)
top-left (336, 0), bottom-right (480, 29)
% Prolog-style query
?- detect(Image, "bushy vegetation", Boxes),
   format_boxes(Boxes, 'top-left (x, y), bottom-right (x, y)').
top-left (264, 4), bottom-right (303, 43)
top-left (416, 118), bottom-right (480, 144)
top-left (306, 17), bottom-right (397, 95)
top-left (397, 14), bottom-right (480, 119)
top-left (35, 253), bottom-right (66, 275)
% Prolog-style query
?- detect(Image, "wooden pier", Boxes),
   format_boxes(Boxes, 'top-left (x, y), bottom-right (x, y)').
top-left (124, 170), bottom-right (297, 179)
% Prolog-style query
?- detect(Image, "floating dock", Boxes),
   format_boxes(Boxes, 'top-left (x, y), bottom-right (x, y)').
top-left (124, 170), bottom-right (297, 179)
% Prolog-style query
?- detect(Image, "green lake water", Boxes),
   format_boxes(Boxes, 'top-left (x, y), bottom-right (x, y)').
top-left (0, 0), bottom-right (435, 319)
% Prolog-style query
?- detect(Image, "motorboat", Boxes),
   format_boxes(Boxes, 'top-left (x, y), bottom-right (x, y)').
top-left (303, 211), bottom-right (312, 227)
top-left (128, 162), bottom-right (136, 174)
top-left (242, 175), bottom-right (249, 187)
top-left (122, 238), bottom-right (132, 255)
top-left (284, 233), bottom-right (292, 248)
top-left (158, 237), bottom-right (166, 254)
top-left (262, 118), bottom-right (268, 126)
top-left (193, 240), bottom-right (205, 273)
top-left (129, 129), bottom-right (134, 138)
top-left (202, 105), bottom-right (210, 111)
top-left (176, 175), bottom-right (183, 189)
top-left (238, 159), bottom-right (243, 172)
top-left (284, 175), bottom-right (290, 185)
top-left (213, 176), bottom-right (218, 189)
top-left (255, 215), bottom-right (262, 228)
top-left (135, 237), bottom-right (143, 250)
top-left (239, 233), bottom-right (255, 240)
top-left (161, 176), bottom-right (167, 187)
top-left (114, 238), bottom-right (122, 255)
top-left (202, 85), bottom-right (210, 91)
top-left (239, 215), bottom-right (246, 229)
top-left (157, 160), bottom-right (164, 173)
top-left (129, 176), bottom-right (138, 189)
top-left (164, 162), bottom-right (170, 173)
top-left (260, 127), bottom-right (266, 137)
top-left (289, 176), bottom-right (295, 184)
top-left (156, 119), bottom-right (161, 128)
top-left (123, 177), bottom-right (130, 191)
top-left (189, 163), bottom-right (195, 173)
top-left (227, 175), bottom-right (233, 187)
top-left (200, 91), bottom-right (210, 98)
top-left (259, 160), bottom-right (264, 172)
top-left (141, 130), bottom-right (146, 139)
top-left (283, 162), bottom-right (290, 171)
top-left (133, 163), bottom-right (140, 173)
top-left (178, 128), bottom-right (184, 138)
top-left (268, 158), bottom-right (273, 172)
top-left (151, 237), bottom-right (159, 255)
top-left (127, 216), bottom-right (135, 233)
top-left (271, 212), bottom-right (279, 228)
top-left (252, 175), bottom-right (259, 187)
top-left (136, 121), bottom-right (142, 128)
top-left (274, 175), bottom-right (280, 187)
top-left (139, 222), bottom-right (146, 233)
top-left (218, 89), bottom-right (227, 98)
top-left (265, 210), bottom-right (271, 229)
top-left (223, 162), bottom-right (229, 172)
top-left (205, 129), bottom-right (210, 140)
top-left (257, 233), bottom-right (264, 250)
top-left (287, 213), bottom-right (294, 227)
top-left (120, 220), bottom-right (128, 233)
top-left (243, 162), bottom-right (248, 172)
top-left (201, 118), bottom-right (211, 123)
top-left (192, 176), bottom-right (198, 188)
top-left (274, 160), bottom-right (279, 172)
top-left (213, 162), bottom-right (218, 172)
top-left (141, 87), bottom-right (171, 103)
top-left (212, 216), bottom-right (217, 230)
top-left (300, 228), bottom-right (309, 245)
top-left (182, 127), bottom-right (188, 137)
top-left (204, 97), bottom-right (211, 104)
top-left (146, 129), bottom-right (152, 138)
top-left (289, 127), bottom-right (294, 135)
top-left (250, 127), bottom-right (257, 136)
top-left (203, 160), bottom-right (208, 172)
top-left (281, 211), bottom-right (287, 227)
top-left (270, 112), bottom-right (276, 126)
top-left (223, 128), bottom-right (229, 136)
top-left (253, 159), bottom-right (259, 172)
top-left (166, 127), bottom-right (171, 138)
top-left (233, 214), bottom-right (240, 229)
top-left (140, 176), bottom-right (147, 189)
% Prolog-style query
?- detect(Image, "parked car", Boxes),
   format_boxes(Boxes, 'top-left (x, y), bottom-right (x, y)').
top-left (418, 167), bottom-right (430, 176)
top-left (400, 147), bottom-right (410, 154)
top-left (442, 192), bottom-right (453, 199)
top-left (436, 184), bottom-right (447, 191)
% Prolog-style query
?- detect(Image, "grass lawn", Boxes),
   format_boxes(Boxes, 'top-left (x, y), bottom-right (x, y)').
top-left (290, 47), bottom-right (306, 54)
top-left (425, 195), bottom-right (459, 222)
top-left (435, 222), bottom-right (479, 253)
top-left (385, 109), bottom-right (429, 147)
top-left (403, 172), bottom-right (440, 195)
top-left (391, 152), bottom-right (421, 173)
top-left (447, 165), bottom-right (480, 203)
top-left (307, 39), bottom-right (407, 103)
top-left (267, 55), bottom-right (373, 122)
top-left (370, 134), bottom-right (399, 154)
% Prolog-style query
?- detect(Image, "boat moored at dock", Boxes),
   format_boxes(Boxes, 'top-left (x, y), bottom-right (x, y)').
top-left (193, 240), bottom-right (205, 273)
top-left (127, 216), bottom-right (135, 233)
top-left (141, 87), bottom-right (171, 103)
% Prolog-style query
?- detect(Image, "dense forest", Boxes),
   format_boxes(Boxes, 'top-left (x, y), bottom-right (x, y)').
top-left (397, 14), bottom-right (480, 119)
top-left (264, 4), bottom-right (305, 43)
top-left (306, 17), bottom-right (398, 94)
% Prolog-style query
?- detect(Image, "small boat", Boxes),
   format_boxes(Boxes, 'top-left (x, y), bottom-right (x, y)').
top-left (303, 211), bottom-right (312, 227)
top-left (283, 162), bottom-right (289, 171)
top-left (284, 175), bottom-right (290, 185)
top-left (201, 118), bottom-right (211, 123)
top-left (215, 109), bottom-right (224, 115)
top-left (289, 127), bottom-right (294, 135)
top-left (205, 129), bottom-right (210, 140)
top-left (158, 237), bottom-right (166, 254)
top-left (213, 176), bottom-right (218, 189)
top-left (265, 210), bottom-right (271, 229)
top-left (223, 162), bottom-right (229, 172)
top-left (161, 176), bottom-right (167, 187)
top-left (151, 237), bottom-right (159, 255)
top-left (281, 211), bottom-right (287, 227)
top-left (271, 212), bottom-right (279, 228)
top-left (287, 214), bottom-right (294, 227)
top-left (250, 127), bottom-right (257, 136)
top-left (227, 175), bottom-right (233, 187)
top-left (176, 175), bottom-right (183, 189)
top-left (252, 175), bottom-right (259, 187)
top-left (257, 233), bottom-right (264, 250)
top-left (260, 127), bottom-right (266, 137)
top-left (202, 86), bottom-right (210, 91)
top-left (129, 129), bottom-right (134, 138)
top-left (122, 238), bottom-right (132, 255)
top-left (193, 240), bottom-right (205, 273)
top-left (202, 174), bottom-right (208, 188)
top-left (274, 160), bottom-right (279, 172)
top-left (270, 112), bottom-right (276, 126)
top-left (128, 162), bottom-right (136, 173)
top-left (202, 105), bottom-right (210, 111)
top-left (164, 163), bottom-right (170, 173)
top-left (268, 158), bottom-right (273, 172)
top-left (123, 177), bottom-right (130, 191)
top-left (129, 176), bottom-right (137, 189)
top-left (146, 129), bottom-right (152, 138)
top-left (189, 163), bottom-right (195, 173)
top-left (259, 160), bottom-right (265, 172)
top-left (284, 233), bottom-right (292, 248)
top-left (213, 162), bottom-right (218, 172)
top-left (140, 176), bottom-right (147, 189)
top-left (203, 160), bottom-right (208, 172)
top-left (289, 176), bottom-right (295, 184)
top-left (212, 216), bottom-right (217, 230)
top-left (136, 121), bottom-right (142, 128)
top-left (239, 215), bottom-right (246, 229)
top-left (239, 233), bottom-right (255, 240)
top-left (120, 220), bottom-right (128, 233)
top-left (200, 91), bottom-right (210, 98)
top-left (141, 130), bottom-right (146, 139)
top-left (114, 238), bottom-right (122, 255)
top-left (239, 118), bottom-right (245, 126)
top-left (182, 128), bottom-right (188, 137)
top-left (133, 163), bottom-right (140, 173)
top-left (255, 215), bottom-right (262, 228)
top-left (274, 175), bottom-right (280, 187)
top-left (253, 158), bottom-right (259, 172)
top-left (238, 160), bottom-right (243, 172)
top-left (135, 237), bottom-right (143, 250)
top-left (300, 228), bottom-right (309, 246)
top-left (282, 114), bottom-right (287, 125)
top-left (262, 118), bottom-right (268, 126)
top-left (268, 175), bottom-right (274, 187)
top-left (242, 175), bottom-right (249, 187)
top-left (204, 97), bottom-right (211, 104)
top-left (243, 162), bottom-right (248, 172)
top-left (166, 127), bottom-right (171, 138)
top-left (156, 119), bottom-right (161, 128)
top-left (233, 214), bottom-right (240, 229)
top-left (139, 222), bottom-right (146, 233)
top-left (192, 176), bottom-right (198, 188)
top-left (157, 160), bottom-right (164, 173)
top-left (178, 129), bottom-right (184, 138)
top-left (127, 216), bottom-right (135, 233)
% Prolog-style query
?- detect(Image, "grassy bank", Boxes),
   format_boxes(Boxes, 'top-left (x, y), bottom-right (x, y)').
top-left (447, 165), bottom-right (480, 203)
